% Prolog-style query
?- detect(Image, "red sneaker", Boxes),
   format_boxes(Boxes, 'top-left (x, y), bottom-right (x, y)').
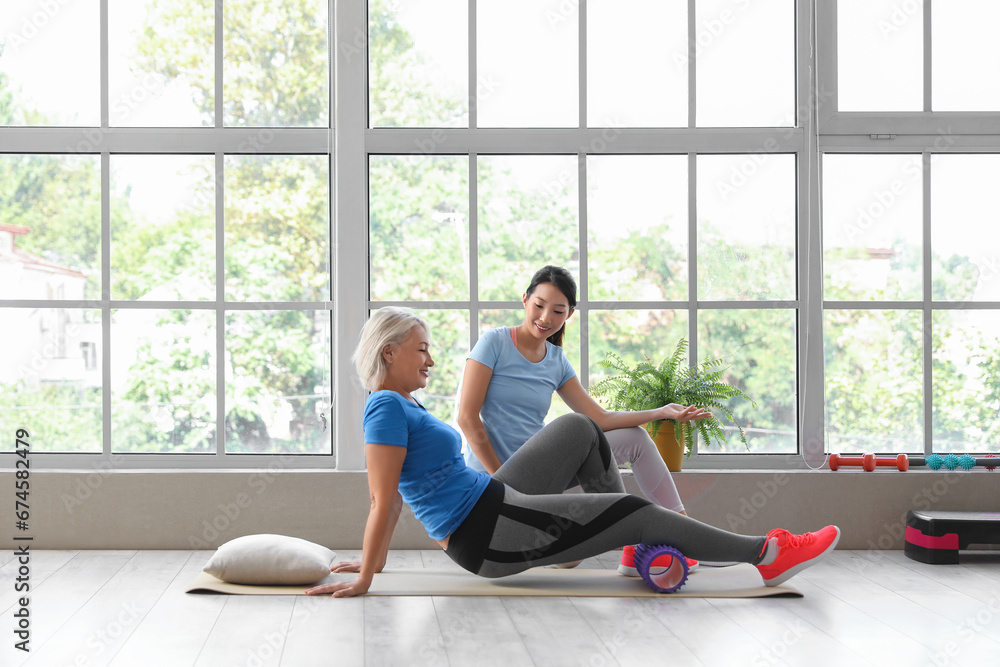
top-left (618, 545), bottom-right (699, 577)
top-left (755, 526), bottom-right (840, 587)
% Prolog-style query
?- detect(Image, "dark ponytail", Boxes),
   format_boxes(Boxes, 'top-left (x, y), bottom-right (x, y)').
top-left (524, 265), bottom-right (577, 348)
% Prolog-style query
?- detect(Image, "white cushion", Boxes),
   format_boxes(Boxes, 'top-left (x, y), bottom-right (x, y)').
top-left (203, 534), bottom-right (336, 585)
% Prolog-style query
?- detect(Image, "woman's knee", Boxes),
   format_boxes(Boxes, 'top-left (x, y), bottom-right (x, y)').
top-left (551, 412), bottom-right (602, 440)
top-left (605, 426), bottom-right (650, 464)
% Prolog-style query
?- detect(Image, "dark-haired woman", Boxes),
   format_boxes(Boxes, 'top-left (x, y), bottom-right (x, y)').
top-left (457, 265), bottom-right (713, 574)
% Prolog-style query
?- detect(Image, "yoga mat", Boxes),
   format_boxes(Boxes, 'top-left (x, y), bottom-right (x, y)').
top-left (185, 564), bottom-right (801, 598)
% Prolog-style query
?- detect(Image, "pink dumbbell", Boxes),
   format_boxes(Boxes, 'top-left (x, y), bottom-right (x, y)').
top-left (829, 453), bottom-right (909, 471)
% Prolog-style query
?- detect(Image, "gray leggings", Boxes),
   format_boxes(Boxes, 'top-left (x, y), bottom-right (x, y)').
top-left (445, 413), bottom-right (766, 578)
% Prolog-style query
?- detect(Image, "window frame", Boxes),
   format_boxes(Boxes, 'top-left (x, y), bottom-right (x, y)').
top-left (357, 0), bottom-right (820, 470)
top-left (5, 0), bottom-right (998, 472)
top-left (817, 0), bottom-right (1000, 460)
top-left (0, 0), bottom-right (337, 469)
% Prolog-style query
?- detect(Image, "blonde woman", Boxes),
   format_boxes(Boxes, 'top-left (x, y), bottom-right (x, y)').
top-left (305, 307), bottom-right (839, 597)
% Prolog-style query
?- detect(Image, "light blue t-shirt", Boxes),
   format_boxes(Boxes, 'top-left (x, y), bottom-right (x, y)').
top-left (465, 326), bottom-right (576, 472)
top-left (363, 391), bottom-right (491, 540)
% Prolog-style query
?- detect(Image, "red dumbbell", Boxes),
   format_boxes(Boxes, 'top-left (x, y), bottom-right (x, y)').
top-left (829, 453), bottom-right (909, 471)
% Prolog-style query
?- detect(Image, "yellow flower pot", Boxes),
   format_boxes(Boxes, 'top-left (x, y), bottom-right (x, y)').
top-left (646, 421), bottom-right (686, 472)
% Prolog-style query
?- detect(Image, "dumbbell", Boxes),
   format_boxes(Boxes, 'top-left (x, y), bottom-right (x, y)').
top-left (829, 453), bottom-right (909, 471)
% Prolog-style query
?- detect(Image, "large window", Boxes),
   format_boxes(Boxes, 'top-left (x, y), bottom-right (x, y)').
top-left (820, 0), bottom-right (1000, 457)
top-left (365, 0), bottom-right (999, 466)
top-left (3, 0), bottom-right (998, 471)
top-left (366, 0), bottom-right (803, 465)
top-left (0, 0), bottom-right (332, 466)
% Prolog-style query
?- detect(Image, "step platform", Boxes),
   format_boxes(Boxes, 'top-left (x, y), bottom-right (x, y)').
top-left (905, 510), bottom-right (1000, 564)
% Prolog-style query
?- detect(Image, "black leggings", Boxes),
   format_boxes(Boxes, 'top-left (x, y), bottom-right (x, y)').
top-left (446, 413), bottom-right (767, 578)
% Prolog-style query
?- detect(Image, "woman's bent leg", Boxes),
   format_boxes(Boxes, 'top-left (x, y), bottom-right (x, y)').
top-left (605, 427), bottom-right (685, 513)
top-left (493, 413), bottom-right (625, 496)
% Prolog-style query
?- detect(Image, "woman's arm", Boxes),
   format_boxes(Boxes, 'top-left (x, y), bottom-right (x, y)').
top-left (557, 377), bottom-right (712, 431)
top-left (456, 359), bottom-right (505, 474)
top-left (306, 443), bottom-right (405, 597)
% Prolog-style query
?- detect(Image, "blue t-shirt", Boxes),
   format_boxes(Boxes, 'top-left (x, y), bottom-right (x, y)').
top-left (363, 391), bottom-right (491, 540)
top-left (465, 326), bottom-right (576, 472)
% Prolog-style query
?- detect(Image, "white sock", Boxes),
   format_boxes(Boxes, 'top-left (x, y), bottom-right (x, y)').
top-left (757, 537), bottom-right (779, 566)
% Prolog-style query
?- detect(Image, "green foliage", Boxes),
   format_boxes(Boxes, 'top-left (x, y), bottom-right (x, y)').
top-left (0, 153), bottom-right (103, 299)
top-left (369, 155), bottom-right (470, 302)
top-left (588, 220), bottom-right (686, 301)
top-left (589, 339), bottom-right (756, 456)
top-left (135, 0), bottom-right (328, 126)
top-left (0, 385), bottom-right (102, 453)
top-left (368, 0), bottom-right (464, 126)
top-left (3, 3), bottom-right (998, 457)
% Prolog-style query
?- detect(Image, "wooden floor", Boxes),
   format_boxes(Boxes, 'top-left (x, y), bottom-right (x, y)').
top-left (2, 548), bottom-right (999, 666)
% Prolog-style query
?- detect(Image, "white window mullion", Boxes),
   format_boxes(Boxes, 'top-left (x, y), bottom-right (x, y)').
top-left (577, 3), bottom-right (587, 378)
top-left (578, 0), bottom-right (587, 130)
top-left (101, 0), bottom-right (109, 128)
top-left (688, 0), bottom-right (696, 129)
top-left (922, 151), bottom-right (933, 456)
top-left (100, 0), bottom-right (111, 460)
top-left (686, 151), bottom-right (699, 462)
top-left (800, 0), bottom-right (825, 466)
top-left (469, 153), bottom-right (479, 350)
top-left (101, 154), bottom-right (112, 459)
top-left (216, 0), bottom-right (224, 128)
top-left (923, 0), bottom-right (933, 113)
top-left (334, 0), bottom-right (370, 471)
top-left (577, 153), bottom-right (588, 387)
top-left (214, 0), bottom-right (225, 459)
top-left (815, 0), bottom-right (838, 127)
top-left (469, 0), bottom-right (477, 130)
top-left (467, 1), bottom-right (478, 355)
top-left (215, 151), bottom-right (226, 458)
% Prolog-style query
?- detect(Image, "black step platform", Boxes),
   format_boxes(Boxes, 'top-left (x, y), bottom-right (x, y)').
top-left (905, 510), bottom-right (1000, 564)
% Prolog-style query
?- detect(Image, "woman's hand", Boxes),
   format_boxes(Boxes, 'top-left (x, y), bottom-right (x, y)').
top-left (659, 403), bottom-right (712, 423)
top-left (330, 560), bottom-right (362, 573)
top-left (305, 577), bottom-right (371, 598)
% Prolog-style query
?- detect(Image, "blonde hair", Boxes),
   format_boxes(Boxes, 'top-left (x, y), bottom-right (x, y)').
top-left (353, 307), bottom-right (430, 392)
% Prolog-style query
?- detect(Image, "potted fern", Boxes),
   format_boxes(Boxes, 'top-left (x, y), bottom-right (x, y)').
top-left (589, 339), bottom-right (755, 471)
